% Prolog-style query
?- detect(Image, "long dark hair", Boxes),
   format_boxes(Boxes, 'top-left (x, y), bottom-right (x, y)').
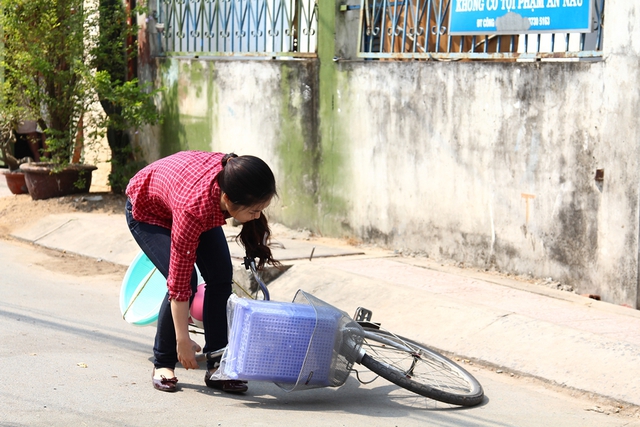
top-left (218, 153), bottom-right (280, 269)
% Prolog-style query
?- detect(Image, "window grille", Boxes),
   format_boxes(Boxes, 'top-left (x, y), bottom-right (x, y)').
top-left (357, 0), bottom-right (605, 60)
top-left (156, 0), bottom-right (318, 57)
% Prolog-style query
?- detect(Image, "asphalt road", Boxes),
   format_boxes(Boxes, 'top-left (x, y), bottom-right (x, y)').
top-left (2, 238), bottom-right (640, 427)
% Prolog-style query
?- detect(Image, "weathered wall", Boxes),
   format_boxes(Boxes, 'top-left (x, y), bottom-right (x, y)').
top-left (330, 60), bottom-right (639, 308)
top-left (137, 0), bottom-right (640, 308)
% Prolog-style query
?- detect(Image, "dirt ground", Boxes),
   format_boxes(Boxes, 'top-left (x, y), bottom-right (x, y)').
top-left (0, 191), bottom-right (129, 277)
top-left (0, 191), bottom-right (126, 238)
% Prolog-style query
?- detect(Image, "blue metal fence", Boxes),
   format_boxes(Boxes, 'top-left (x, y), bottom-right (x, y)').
top-left (156, 0), bottom-right (318, 57)
top-left (154, 0), bottom-right (605, 61)
top-left (357, 0), bottom-right (606, 60)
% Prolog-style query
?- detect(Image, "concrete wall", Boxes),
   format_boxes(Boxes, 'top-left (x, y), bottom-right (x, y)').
top-left (137, 0), bottom-right (640, 308)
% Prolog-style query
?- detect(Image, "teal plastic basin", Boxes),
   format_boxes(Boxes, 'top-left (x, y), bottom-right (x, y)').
top-left (119, 251), bottom-right (167, 326)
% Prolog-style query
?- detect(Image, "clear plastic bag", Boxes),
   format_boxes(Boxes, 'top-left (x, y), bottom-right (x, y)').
top-left (212, 290), bottom-right (364, 391)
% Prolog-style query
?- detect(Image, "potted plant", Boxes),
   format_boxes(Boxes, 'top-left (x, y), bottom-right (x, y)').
top-left (0, 117), bottom-right (28, 195)
top-left (0, 0), bottom-right (160, 200)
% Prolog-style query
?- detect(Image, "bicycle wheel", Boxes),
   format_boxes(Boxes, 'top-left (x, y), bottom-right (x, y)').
top-left (359, 328), bottom-right (484, 407)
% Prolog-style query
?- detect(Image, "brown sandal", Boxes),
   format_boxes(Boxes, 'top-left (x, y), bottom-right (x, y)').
top-left (204, 371), bottom-right (248, 393)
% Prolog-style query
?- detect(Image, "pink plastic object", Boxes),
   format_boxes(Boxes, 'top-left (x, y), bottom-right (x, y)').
top-left (190, 283), bottom-right (206, 328)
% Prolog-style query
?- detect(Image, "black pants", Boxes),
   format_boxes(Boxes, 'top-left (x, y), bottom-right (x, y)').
top-left (125, 199), bottom-right (232, 370)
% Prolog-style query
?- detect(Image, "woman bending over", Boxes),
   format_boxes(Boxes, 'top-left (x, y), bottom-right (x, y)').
top-left (125, 150), bottom-right (279, 393)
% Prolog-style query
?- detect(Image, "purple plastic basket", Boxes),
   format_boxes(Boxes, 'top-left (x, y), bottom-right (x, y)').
top-left (223, 298), bottom-right (341, 384)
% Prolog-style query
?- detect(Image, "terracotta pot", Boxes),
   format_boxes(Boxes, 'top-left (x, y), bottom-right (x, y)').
top-left (3, 170), bottom-right (29, 195)
top-left (20, 162), bottom-right (98, 200)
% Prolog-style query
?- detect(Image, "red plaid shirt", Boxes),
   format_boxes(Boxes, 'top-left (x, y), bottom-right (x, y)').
top-left (126, 151), bottom-right (229, 301)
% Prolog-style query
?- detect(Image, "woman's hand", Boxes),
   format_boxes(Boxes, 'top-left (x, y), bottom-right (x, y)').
top-left (171, 299), bottom-right (201, 370)
top-left (177, 338), bottom-right (202, 370)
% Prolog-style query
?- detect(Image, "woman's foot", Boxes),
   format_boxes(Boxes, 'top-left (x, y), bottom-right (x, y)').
top-left (152, 367), bottom-right (178, 392)
top-left (204, 370), bottom-right (248, 393)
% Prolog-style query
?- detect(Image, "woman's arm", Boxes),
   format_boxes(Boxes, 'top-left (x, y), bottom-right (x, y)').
top-left (171, 299), bottom-right (202, 369)
top-left (166, 211), bottom-right (204, 369)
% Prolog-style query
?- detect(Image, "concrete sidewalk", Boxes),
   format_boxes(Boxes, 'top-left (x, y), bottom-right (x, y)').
top-left (2, 178), bottom-right (640, 408)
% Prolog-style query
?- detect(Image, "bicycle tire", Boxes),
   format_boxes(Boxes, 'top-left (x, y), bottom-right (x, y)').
top-left (359, 328), bottom-right (484, 407)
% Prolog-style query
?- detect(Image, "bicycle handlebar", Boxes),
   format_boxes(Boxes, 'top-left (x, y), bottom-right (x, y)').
top-left (243, 256), bottom-right (270, 301)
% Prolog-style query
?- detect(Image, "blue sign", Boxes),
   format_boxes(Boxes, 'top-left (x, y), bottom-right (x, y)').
top-left (449, 0), bottom-right (594, 35)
